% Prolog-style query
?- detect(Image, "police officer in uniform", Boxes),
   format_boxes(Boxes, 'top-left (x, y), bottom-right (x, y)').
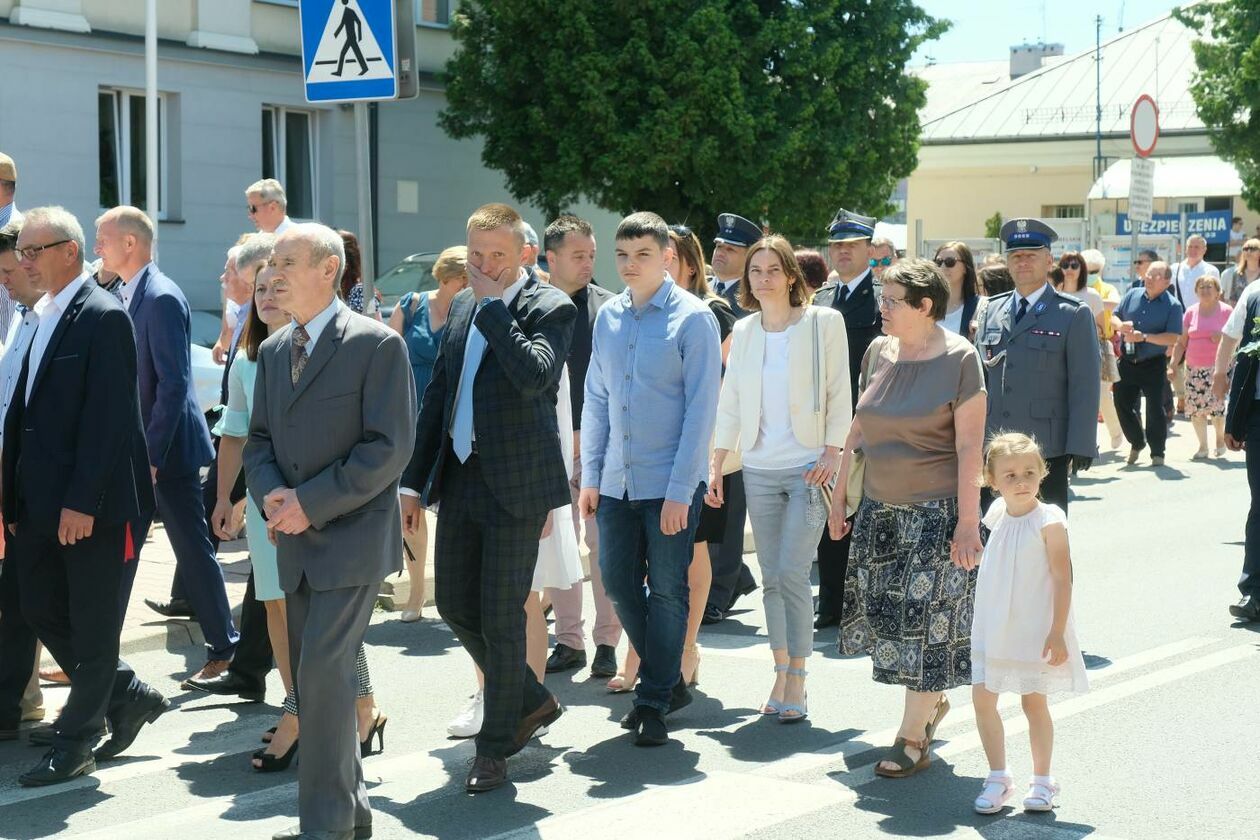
top-left (811, 208), bottom-right (881, 629)
top-left (974, 218), bottom-right (1100, 512)
top-left (703, 213), bottom-right (761, 622)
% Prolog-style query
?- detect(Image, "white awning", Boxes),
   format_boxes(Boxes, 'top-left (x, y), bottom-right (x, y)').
top-left (1087, 155), bottom-right (1243, 200)
top-left (874, 222), bottom-right (907, 252)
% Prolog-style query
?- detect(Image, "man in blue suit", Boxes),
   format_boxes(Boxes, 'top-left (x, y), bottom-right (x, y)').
top-left (94, 207), bottom-right (239, 683)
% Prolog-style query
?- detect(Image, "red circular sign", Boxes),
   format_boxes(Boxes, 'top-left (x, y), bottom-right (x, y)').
top-left (1131, 94), bottom-right (1160, 158)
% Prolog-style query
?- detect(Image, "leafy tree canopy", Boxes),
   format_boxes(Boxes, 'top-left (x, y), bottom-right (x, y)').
top-left (441, 0), bottom-right (946, 242)
top-left (1179, 1), bottom-right (1260, 210)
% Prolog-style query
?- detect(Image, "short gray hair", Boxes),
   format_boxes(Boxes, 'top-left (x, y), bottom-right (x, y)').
top-left (96, 205), bottom-right (154, 245)
top-left (289, 223), bottom-right (344, 285)
top-left (870, 237), bottom-right (896, 253)
top-left (23, 206), bottom-right (85, 265)
top-left (246, 178), bottom-right (287, 210)
top-left (1187, 234), bottom-right (1208, 248)
top-left (235, 232), bottom-right (276, 278)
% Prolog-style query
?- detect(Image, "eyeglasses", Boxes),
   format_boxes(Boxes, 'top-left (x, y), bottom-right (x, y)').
top-left (16, 239), bottom-right (71, 262)
top-left (934, 256), bottom-right (958, 269)
top-left (869, 257), bottom-right (892, 267)
top-left (247, 204), bottom-right (259, 215)
top-left (877, 294), bottom-right (909, 310)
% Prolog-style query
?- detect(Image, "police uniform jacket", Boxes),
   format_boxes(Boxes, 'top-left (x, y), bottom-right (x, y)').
top-left (812, 268), bottom-right (882, 408)
top-left (973, 283), bottom-right (1100, 459)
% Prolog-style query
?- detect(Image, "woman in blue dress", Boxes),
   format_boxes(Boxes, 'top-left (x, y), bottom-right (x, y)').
top-left (211, 256), bottom-right (386, 771)
top-left (386, 245), bottom-right (468, 621)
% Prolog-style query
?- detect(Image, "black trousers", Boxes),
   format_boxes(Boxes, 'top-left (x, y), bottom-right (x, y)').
top-left (815, 528), bottom-right (851, 618)
top-left (434, 453), bottom-right (549, 759)
top-left (706, 471), bottom-right (755, 610)
top-left (0, 555), bottom-right (37, 730)
top-left (1242, 409), bottom-right (1260, 599)
top-left (14, 524), bottom-right (142, 749)
top-left (1114, 356), bottom-right (1171, 458)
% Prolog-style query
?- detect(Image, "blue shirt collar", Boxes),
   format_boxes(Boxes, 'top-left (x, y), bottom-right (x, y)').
top-left (294, 297), bottom-right (341, 352)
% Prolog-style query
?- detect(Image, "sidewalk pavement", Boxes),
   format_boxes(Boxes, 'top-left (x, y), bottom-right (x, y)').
top-left (103, 417), bottom-right (1231, 660)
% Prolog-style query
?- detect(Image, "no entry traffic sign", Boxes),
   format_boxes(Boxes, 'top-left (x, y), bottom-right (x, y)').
top-left (1130, 94), bottom-right (1160, 158)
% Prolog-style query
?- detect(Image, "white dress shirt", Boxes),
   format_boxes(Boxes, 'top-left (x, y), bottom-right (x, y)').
top-left (0, 305), bottom-right (39, 451)
top-left (274, 216), bottom-right (295, 235)
top-left (26, 273), bottom-right (89, 402)
top-left (119, 261), bottom-right (155, 311)
top-left (293, 296), bottom-right (341, 355)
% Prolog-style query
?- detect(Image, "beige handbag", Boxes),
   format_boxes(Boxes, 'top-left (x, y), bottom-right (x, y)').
top-left (843, 339), bottom-right (884, 518)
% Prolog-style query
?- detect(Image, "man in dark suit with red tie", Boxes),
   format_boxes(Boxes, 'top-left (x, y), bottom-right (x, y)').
top-left (5, 207), bottom-right (166, 786)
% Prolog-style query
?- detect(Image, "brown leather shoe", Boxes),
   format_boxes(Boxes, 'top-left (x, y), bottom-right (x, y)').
top-left (39, 668), bottom-right (69, 686)
top-left (465, 755), bottom-right (507, 793)
top-left (180, 659), bottom-right (230, 690)
top-left (507, 694), bottom-right (563, 757)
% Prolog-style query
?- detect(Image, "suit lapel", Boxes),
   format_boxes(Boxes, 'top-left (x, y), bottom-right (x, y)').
top-left (286, 306), bottom-right (348, 408)
top-left (126, 266), bottom-right (152, 319)
top-left (28, 281), bottom-right (93, 404)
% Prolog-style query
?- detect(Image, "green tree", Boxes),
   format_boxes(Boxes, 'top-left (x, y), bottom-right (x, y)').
top-left (984, 211), bottom-right (1003, 239)
top-left (1178, 1), bottom-right (1260, 209)
top-left (440, 1), bottom-right (946, 240)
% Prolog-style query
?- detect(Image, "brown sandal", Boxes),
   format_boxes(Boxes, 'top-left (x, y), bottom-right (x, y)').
top-left (925, 695), bottom-right (950, 743)
top-left (874, 737), bottom-right (931, 778)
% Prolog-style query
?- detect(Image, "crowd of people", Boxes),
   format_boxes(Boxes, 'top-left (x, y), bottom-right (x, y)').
top-left (0, 145), bottom-right (1254, 839)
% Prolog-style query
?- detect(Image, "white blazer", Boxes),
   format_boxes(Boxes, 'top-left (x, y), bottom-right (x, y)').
top-left (715, 305), bottom-right (851, 454)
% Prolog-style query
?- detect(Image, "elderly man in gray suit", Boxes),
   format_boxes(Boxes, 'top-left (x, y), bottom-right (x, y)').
top-left (244, 224), bottom-right (416, 840)
top-left (974, 218), bottom-right (1100, 513)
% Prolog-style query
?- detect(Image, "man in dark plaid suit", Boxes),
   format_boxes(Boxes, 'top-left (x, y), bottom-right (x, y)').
top-left (401, 203), bottom-right (577, 793)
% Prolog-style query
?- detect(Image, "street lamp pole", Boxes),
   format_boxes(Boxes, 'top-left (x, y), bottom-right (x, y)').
top-left (145, 0), bottom-right (159, 251)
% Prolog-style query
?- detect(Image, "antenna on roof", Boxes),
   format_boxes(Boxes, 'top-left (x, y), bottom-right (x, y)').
top-left (1118, 0), bottom-right (1126, 32)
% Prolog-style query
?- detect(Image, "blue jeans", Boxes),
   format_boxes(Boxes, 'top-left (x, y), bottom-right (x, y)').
top-left (597, 484), bottom-right (705, 713)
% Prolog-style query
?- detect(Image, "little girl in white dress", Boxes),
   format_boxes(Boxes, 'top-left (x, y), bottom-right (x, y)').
top-left (971, 433), bottom-right (1088, 816)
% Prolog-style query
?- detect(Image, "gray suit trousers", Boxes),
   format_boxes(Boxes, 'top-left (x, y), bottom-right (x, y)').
top-left (288, 575), bottom-right (377, 833)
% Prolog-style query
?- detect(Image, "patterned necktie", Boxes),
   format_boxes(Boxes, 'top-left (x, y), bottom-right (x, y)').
top-left (1014, 298), bottom-right (1029, 325)
top-left (290, 325), bottom-right (310, 385)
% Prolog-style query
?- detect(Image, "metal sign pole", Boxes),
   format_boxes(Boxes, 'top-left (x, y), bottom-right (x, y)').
top-left (355, 101), bottom-right (375, 313)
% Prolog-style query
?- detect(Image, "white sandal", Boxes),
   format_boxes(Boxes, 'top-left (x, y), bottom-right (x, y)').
top-left (973, 771), bottom-right (1014, 814)
top-left (1023, 778), bottom-right (1060, 812)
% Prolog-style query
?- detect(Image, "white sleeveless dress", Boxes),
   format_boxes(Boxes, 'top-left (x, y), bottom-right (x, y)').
top-left (971, 499), bottom-right (1089, 695)
top-left (531, 365), bottom-right (583, 592)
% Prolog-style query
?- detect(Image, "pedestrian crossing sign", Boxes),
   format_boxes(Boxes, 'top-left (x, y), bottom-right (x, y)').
top-left (300, 0), bottom-right (398, 103)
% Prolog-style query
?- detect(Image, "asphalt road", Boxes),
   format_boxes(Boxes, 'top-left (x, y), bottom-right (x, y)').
top-left (0, 424), bottom-right (1256, 840)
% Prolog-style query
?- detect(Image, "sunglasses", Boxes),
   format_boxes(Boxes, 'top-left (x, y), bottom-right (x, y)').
top-left (1060, 262), bottom-right (1082, 270)
top-left (869, 257), bottom-right (892, 267)
top-left (247, 204), bottom-right (259, 215)
top-left (934, 256), bottom-right (959, 269)
top-left (669, 224), bottom-right (693, 237)
top-left (1244, 246), bottom-right (1260, 252)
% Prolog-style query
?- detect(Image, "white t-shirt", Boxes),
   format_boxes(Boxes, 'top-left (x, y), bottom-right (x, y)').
top-left (1229, 227), bottom-right (1245, 260)
top-left (743, 327), bottom-right (822, 471)
top-left (942, 305), bottom-right (965, 335)
top-left (1171, 260), bottom-right (1220, 308)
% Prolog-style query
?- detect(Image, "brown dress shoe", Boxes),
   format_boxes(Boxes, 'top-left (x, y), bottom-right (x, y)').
top-left (39, 668), bottom-right (69, 686)
top-left (465, 755), bottom-right (507, 793)
top-left (507, 694), bottom-right (563, 757)
top-left (180, 659), bottom-right (230, 690)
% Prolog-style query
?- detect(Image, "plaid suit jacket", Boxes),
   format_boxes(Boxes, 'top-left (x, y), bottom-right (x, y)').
top-left (405, 271), bottom-right (577, 518)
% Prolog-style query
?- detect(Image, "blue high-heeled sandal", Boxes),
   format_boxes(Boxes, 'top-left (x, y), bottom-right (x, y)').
top-left (761, 664), bottom-right (789, 715)
top-left (778, 666), bottom-right (808, 724)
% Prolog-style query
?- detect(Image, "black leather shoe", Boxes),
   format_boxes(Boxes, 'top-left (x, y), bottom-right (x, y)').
top-left (813, 612), bottom-right (840, 630)
top-left (724, 578), bottom-right (758, 612)
top-left (508, 694), bottom-right (563, 757)
top-left (590, 644), bottom-right (618, 678)
top-left (634, 706), bottom-right (669, 746)
top-left (18, 747), bottom-right (95, 787)
top-left (272, 824), bottom-right (370, 839)
top-left (620, 678), bottom-right (693, 730)
top-left (143, 597), bottom-right (196, 619)
top-left (95, 687), bottom-right (170, 761)
top-left (182, 670), bottom-right (266, 702)
top-left (1230, 594), bottom-right (1260, 622)
top-left (545, 643), bottom-right (587, 673)
top-left (700, 604), bottom-right (725, 625)
top-left (28, 724), bottom-right (106, 746)
top-left (465, 755), bottom-right (508, 793)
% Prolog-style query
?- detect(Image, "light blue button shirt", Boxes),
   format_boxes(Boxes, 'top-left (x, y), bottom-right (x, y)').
top-left (581, 276), bottom-right (722, 504)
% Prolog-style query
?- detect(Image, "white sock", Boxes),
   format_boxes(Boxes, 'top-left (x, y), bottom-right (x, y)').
top-left (989, 769), bottom-right (1009, 777)
top-left (1032, 774), bottom-right (1054, 786)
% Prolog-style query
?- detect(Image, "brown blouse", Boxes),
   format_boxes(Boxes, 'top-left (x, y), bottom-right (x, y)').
top-left (856, 330), bottom-right (985, 504)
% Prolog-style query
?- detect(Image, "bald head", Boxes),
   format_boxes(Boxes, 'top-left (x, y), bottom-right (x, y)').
top-left (94, 205), bottom-right (154, 279)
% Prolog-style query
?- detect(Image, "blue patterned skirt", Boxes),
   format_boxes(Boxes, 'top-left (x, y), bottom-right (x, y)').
top-left (839, 496), bottom-right (977, 692)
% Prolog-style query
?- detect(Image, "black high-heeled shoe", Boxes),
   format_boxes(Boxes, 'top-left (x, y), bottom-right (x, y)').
top-left (253, 739), bottom-right (298, 772)
top-left (360, 713), bottom-right (387, 758)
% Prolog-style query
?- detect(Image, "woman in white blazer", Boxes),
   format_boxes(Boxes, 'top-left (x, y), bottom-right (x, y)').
top-left (706, 235), bottom-right (851, 723)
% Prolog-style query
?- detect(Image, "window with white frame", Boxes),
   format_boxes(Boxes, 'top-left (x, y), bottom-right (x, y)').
top-left (262, 107), bottom-right (317, 220)
top-left (99, 89), bottom-right (169, 217)
top-left (418, 0), bottom-right (451, 26)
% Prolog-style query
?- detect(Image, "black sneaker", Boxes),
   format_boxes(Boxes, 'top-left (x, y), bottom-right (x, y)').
top-left (633, 707), bottom-right (668, 746)
top-left (619, 678), bottom-right (693, 729)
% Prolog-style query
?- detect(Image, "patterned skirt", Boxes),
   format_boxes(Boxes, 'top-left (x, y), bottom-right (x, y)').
top-left (1185, 365), bottom-right (1227, 419)
top-left (839, 496), bottom-right (977, 692)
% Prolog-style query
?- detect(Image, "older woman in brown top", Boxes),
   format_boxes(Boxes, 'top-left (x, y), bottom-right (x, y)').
top-left (829, 258), bottom-right (986, 779)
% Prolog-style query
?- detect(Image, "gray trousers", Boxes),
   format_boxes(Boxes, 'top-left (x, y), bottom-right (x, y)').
top-left (743, 466), bottom-right (827, 659)
top-left (288, 575), bottom-right (378, 833)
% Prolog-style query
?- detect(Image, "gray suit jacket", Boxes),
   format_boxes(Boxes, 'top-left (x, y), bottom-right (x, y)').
top-left (244, 302), bottom-right (417, 592)
top-left (974, 283), bottom-right (1100, 459)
